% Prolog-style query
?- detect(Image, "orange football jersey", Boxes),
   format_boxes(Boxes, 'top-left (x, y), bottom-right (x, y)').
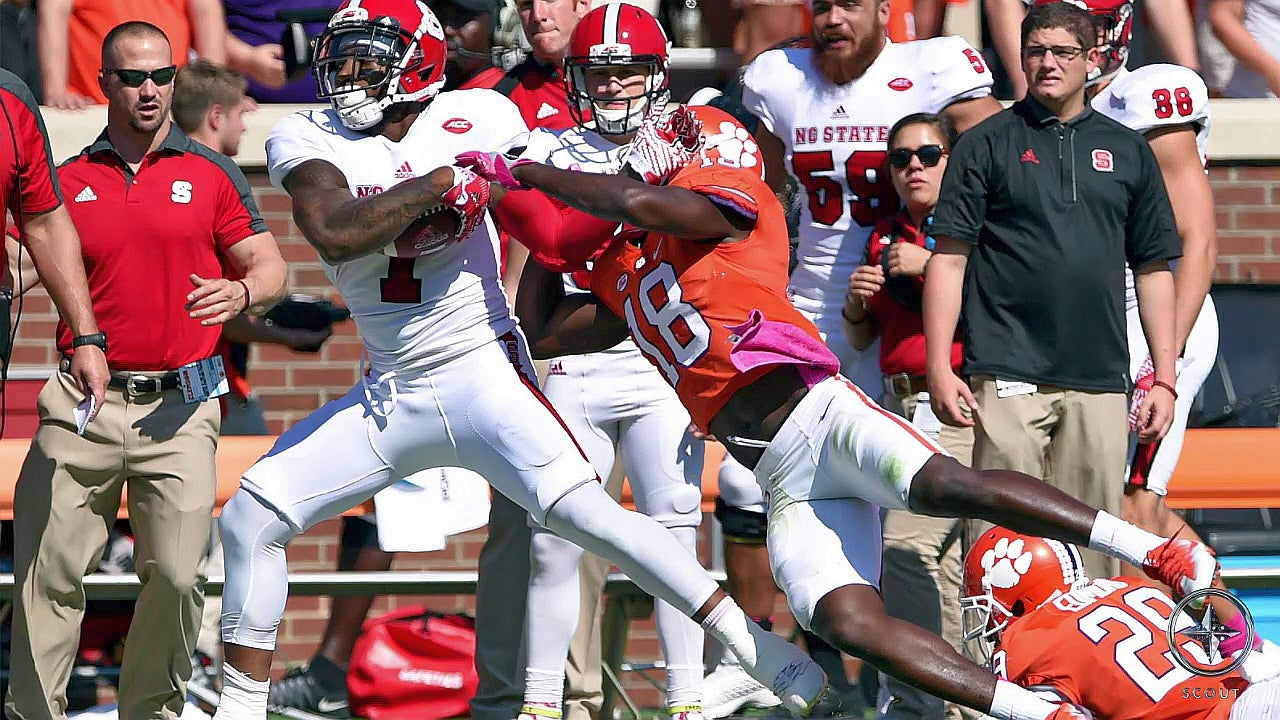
top-left (994, 577), bottom-right (1246, 720)
top-left (589, 161), bottom-right (827, 430)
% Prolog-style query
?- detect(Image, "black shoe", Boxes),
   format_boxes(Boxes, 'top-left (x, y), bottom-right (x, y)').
top-left (266, 663), bottom-right (350, 720)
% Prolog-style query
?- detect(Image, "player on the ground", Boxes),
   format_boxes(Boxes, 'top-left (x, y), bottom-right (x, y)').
top-left (493, 7), bottom-right (707, 720)
top-left (961, 527), bottom-right (1280, 719)
top-left (1028, 0), bottom-right (1220, 560)
top-left (461, 102), bottom-right (1218, 720)
top-left (210, 3), bottom-right (829, 719)
top-left (739, 0), bottom-right (1002, 394)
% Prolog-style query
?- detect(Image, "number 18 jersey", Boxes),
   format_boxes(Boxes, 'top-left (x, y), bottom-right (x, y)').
top-left (589, 162), bottom-right (830, 430)
top-left (741, 38), bottom-right (993, 308)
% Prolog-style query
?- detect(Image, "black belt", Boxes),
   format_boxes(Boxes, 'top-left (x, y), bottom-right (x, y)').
top-left (61, 356), bottom-right (181, 395)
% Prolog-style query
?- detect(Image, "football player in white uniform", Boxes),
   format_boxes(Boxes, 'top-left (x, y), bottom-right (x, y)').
top-left (211, 2), bottom-right (829, 719)
top-left (739, 6), bottom-right (1001, 716)
top-left (491, 7), bottom-right (707, 720)
top-left (1039, 0), bottom-right (1220, 550)
top-left (740, 0), bottom-right (1001, 395)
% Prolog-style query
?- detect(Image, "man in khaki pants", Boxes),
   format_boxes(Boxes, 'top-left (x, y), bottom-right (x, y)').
top-left (924, 3), bottom-right (1179, 580)
top-left (5, 22), bottom-right (286, 720)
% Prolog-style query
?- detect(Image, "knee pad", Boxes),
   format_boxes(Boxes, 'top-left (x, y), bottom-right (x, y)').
top-left (640, 482), bottom-right (703, 529)
top-left (715, 497), bottom-right (767, 544)
top-left (717, 456), bottom-right (765, 513)
top-left (219, 489), bottom-right (297, 558)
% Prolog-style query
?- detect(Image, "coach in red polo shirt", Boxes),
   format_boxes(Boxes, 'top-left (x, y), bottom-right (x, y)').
top-left (5, 22), bottom-right (286, 720)
top-left (0, 68), bottom-right (108, 409)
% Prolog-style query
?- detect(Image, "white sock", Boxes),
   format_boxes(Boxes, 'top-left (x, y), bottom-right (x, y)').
top-left (523, 668), bottom-right (566, 710)
top-left (701, 597), bottom-right (758, 669)
top-left (1087, 510), bottom-right (1165, 568)
top-left (214, 663), bottom-right (269, 720)
top-left (987, 679), bottom-right (1059, 720)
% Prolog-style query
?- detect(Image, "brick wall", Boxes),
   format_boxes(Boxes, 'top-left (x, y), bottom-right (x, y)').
top-left (7, 162), bottom-right (1278, 708)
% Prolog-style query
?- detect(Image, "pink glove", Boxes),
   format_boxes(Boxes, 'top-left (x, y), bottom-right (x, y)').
top-left (624, 101), bottom-right (704, 185)
top-left (1128, 354), bottom-right (1154, 431)
top-left (455, 150), bottom-right (532, 191)
top-left (441, 165), bottom-right (492, 241)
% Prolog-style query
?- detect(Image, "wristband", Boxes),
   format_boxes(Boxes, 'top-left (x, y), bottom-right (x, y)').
top-left (236, 280), bottom-right (252, 313)
top-left (842, 306), bottom-right (871, 326)
top-left (1152, 380), bottom-right (1177, 399)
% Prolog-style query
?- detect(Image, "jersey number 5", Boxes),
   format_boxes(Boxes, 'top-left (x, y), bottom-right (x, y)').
top-left (621, 262), bottom-right (711, 386)
top-left (1076, 585), bottom-right (1211, 703)
top-left (1152, 87), bottom-right (1193, 119)
top-left (791, 150), bottom-right (898, 227)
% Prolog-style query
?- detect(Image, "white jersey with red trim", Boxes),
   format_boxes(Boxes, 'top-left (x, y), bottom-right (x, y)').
top-left (1091, 64), bottom-right (1210, 311)
top-left (741, 37), bottom-right (993, 310)
top-left (519, 124), bottom-right (641, 358)
top-left (266, 88), bottom-right (529, 374)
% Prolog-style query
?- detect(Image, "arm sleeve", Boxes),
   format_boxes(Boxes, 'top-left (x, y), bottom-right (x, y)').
top-left (740, 52), bottom-right (780, 136)
top-left (928, 130), bottom-right (991, 245)
top-left (2, 78), bottom-right (63, 215)
top-left (266, 112), bottom-right (333, 189)
top-left (928, 35), bottom-right (996, 109)
top-left (494, 189), bottom-right (620, 272)
top-left (200, 151), bottom-right (268, 251)
top-left (481, 89), bottom-right (532, 154)
top-left (1124, 141), bottom-right (1182, 268)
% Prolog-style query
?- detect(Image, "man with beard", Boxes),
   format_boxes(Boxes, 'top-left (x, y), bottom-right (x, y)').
top-left (739, 3), bottom-right (1001, 717)
top-left (4, 21), bottom-right (287, 720)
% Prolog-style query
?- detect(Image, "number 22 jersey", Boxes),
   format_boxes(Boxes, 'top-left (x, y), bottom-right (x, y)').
top-left (740, 37), bottom-right (993, 310)
top-left (994, 577), bottom-right (1244, 720)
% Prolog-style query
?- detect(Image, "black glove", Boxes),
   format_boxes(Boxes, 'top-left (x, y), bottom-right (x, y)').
top-left (261, 294), bottom-right (350, 332)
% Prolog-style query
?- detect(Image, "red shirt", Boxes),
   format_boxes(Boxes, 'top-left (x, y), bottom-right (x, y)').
top-left (1, 69), bottom-right (62, 228)
top-left (56, 125), bottom-right (266, 371)
top-left (502, 57), bottom-right (576, 131)
top-left (864, 211), bottom-right (962, 377)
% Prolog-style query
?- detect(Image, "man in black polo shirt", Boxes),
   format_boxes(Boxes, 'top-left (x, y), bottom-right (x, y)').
top-left (922, 1), bottom-right (1179, 579)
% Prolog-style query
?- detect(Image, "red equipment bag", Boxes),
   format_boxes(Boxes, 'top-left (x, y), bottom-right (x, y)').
top-left (347, 606), bottom-right (479, 719)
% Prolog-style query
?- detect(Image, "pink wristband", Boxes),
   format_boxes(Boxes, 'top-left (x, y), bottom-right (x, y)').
top-left (1218, 610), bottom-right (1261, 656)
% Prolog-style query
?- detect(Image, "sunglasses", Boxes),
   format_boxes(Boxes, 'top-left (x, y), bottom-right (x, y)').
top-left (101, 66), bottom-right (178, 87)
top-left (887, 145), bottom-right (946, 169)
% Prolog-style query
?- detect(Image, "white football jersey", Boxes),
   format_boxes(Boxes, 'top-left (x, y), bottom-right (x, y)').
top-left (1091, 65), bottom-right (1211, 310)
top-left (520, 125), bottom-right (639, 358)
top-left (741, 37), bottom-right (993, 309)
top-left (266, 89), bottom-right (529, 374)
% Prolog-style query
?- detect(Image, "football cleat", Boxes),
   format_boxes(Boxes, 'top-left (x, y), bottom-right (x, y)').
top-left (700, 661), bottom-right (781, 718)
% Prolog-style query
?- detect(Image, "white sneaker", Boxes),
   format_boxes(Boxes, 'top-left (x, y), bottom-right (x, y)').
top-left (701, 662), bottom-right (782, 719)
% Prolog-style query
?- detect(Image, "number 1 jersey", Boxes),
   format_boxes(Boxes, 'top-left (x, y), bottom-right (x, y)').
top-left (740, 38), bottom-right (993, 308)
top-left (265, 90), bottom-right (529, 374)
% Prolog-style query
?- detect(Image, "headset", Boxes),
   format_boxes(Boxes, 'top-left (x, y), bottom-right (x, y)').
top-left (0, 92), bottom-right (29, 440)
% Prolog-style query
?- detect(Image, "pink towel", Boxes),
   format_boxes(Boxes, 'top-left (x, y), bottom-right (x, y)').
top-left (726, 310), bottom-right (839, 388)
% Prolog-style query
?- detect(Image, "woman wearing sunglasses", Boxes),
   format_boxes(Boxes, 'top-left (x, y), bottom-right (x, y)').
top-left (840, 112), bottom-right (975, 720)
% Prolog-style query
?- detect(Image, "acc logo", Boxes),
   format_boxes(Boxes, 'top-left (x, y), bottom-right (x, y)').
top-left (442, 118), bottom-right (473, 134)
top-left (170, 180), bottom-right (193, 204)
top-left (888, 77), bottom-right (914, 91)
top-left (1167, 588), bottom-right (1254, 677)
top-left (1091, 149), bottom-right (1114, 172)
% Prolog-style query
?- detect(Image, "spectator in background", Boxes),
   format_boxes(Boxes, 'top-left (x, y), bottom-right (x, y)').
top-left (37, 0), bottom-right (228, 108)
top-left (923, 2), bottom-right (1179, 580)
top-left (984, 0), bottom-right (1199, 99)
top-left (842, 112), bottom-right (972, 720)
top-left (1, 1), bottom-right (40, 101)
top-left (4, 22), bottom-right (285, 720)
top-left (221, 0), bottom-right (334, 102)
top-left (1209, 0), bottom-right (1280, 97)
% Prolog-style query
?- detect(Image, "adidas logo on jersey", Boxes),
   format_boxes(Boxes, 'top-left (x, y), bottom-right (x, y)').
top-left (536, 103), bottom-right (559, 120)
top-left (395, 161), bottom-right (415, 179)
top-left (831, 105), bottom-right (847, 118)
top-left (74, 186), bottom-right (98, 203)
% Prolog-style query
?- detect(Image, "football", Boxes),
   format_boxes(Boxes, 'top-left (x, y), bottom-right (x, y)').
top-left (382, 205), bottom-right (463, 258)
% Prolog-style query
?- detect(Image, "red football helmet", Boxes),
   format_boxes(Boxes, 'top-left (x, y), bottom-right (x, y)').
top-left (960, 528), bottom-right (1088, 663)
top-left (565, 3), bottom-right (671, 136)
top-left (314, 0), bottom-right (448, 130)
top-left (1031, 0), bottom-right (1133, 85)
